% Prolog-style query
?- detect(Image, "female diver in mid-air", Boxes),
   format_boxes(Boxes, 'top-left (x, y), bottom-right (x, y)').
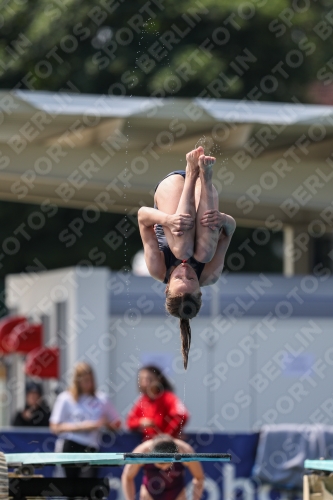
top-left (138, 146), bottom-right (236, 369)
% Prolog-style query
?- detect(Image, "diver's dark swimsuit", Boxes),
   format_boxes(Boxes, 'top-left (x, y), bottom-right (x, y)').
top-left (142, 463), bottom-right (185, 500)
top-left (154, 170), bottom-right (205, 284)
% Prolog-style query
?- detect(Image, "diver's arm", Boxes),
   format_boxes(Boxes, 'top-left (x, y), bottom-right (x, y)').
top-left (176, 441), bottom-right (205, 500)
top-left (138, 209), bottom-right (166, 281)
top-left (138, 207), bottom-right (168, 227)
top-left (138, 207), bottom-right (195, 261)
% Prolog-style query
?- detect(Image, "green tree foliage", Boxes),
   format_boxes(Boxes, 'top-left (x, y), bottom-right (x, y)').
top-left (0, 0), bottom-right (332, 102)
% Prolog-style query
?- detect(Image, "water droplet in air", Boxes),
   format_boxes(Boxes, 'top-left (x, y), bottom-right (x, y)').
top-left (195, 135), bottom-right (214, 155)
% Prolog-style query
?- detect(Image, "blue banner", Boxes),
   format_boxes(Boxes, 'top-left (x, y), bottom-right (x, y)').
top-left (0, 430), bottom-right (297, 500)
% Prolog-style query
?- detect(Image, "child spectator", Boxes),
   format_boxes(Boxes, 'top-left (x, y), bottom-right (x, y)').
top-left (12, 381), bottom-right (51, 427)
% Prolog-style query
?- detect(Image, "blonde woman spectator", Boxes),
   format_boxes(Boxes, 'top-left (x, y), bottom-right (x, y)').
top-left (50, 362), bottom-right (121, 478)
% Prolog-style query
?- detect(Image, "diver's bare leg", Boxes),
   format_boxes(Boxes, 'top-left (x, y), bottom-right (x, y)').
top-left (154, 153), bottom-right (200, 259)
top-left (193, 155), bottom-right (220, 263)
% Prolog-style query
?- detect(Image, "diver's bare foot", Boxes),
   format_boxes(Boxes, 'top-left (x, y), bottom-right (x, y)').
top-left (185, 146), bottom-right (204, 177)
top-left (199, 154), bottom-right (216, 180)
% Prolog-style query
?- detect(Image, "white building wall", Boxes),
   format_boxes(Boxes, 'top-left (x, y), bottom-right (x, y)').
top-left (75, 269), bottom-right (110, 387)
top-left (110, 315), bottom-right (333, 432)
top-left (4, 267), bottom-right (333, 432)
top-left (5, 267), bottom-right (109, 415)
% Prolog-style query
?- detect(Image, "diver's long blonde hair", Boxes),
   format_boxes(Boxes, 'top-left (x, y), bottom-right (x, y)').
top-left (69, 362), bottom-right (96, 401)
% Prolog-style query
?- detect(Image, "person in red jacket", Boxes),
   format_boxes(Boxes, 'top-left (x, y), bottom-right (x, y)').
top-left (126, 365), bottom-right (189, 440)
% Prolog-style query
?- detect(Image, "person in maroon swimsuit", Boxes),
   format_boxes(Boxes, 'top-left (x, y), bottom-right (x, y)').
top-left (138, 147), bottom-right (236, 369)
top-left (121, 435), bottom-right (204, 500)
